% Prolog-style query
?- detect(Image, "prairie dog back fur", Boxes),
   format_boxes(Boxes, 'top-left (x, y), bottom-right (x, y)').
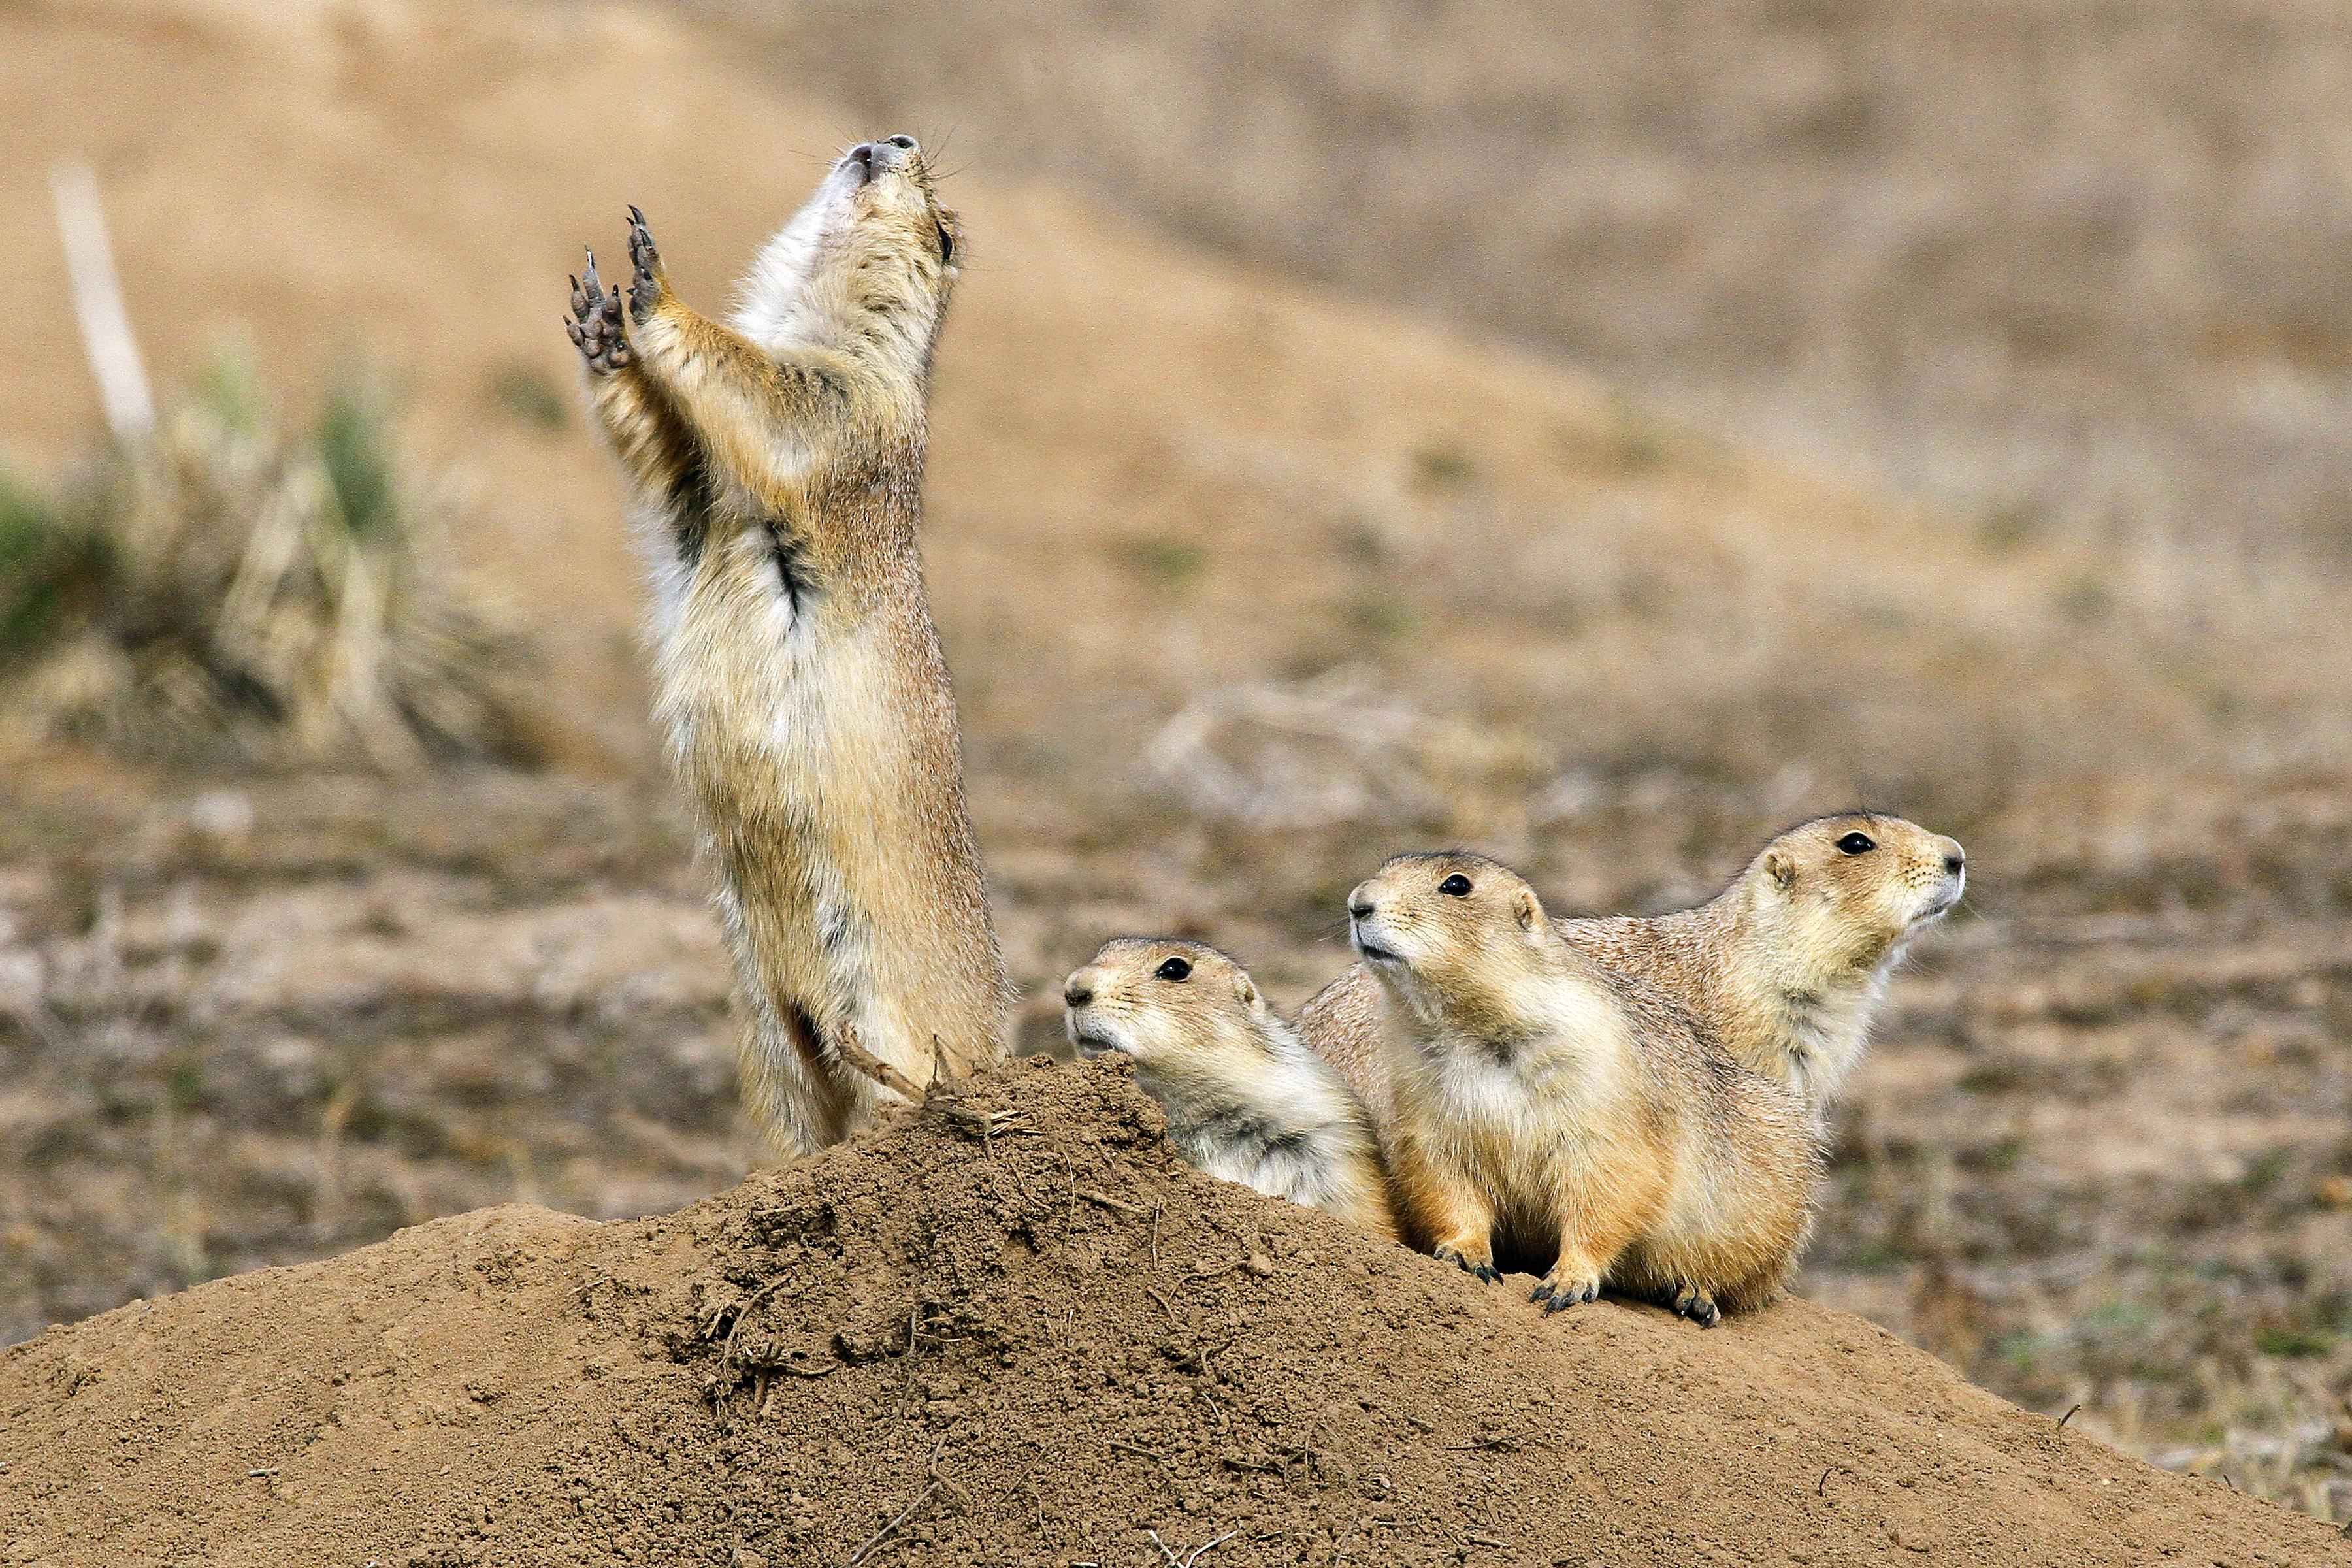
top-left (567, 139), bottom-right (1006, 1156)
top-left (1064, 939), bottom-right (1400, 1243)
top-left (1350, 853), bottom-right (1818, 1323)
top-left (1305, 814), bottom-right (1963, 1120)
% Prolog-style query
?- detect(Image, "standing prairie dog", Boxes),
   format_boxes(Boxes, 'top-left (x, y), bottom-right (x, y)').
top-left (566, 139), bottom-right (1005, 1156)
top-left (1064, 939), bottom-right (1401, 1243)
top-left (1350, 853), bottom-right (1818, 1323)
top-left (1305, 814), bottom-right (1963, 1122)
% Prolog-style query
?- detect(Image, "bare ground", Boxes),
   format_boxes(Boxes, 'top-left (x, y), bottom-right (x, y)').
top-left (5, 1057), bottom-right (2347, 1567)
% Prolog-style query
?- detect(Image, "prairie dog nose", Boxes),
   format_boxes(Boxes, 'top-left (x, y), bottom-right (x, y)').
top-left (1935, 836), bottom-right (1967, 875)
top-left (1347, 881), bottom-right (1377, 922)
top-left (1062, 966), bottom-right (1100, 1009)
top-left (845, 138), bottom-right (917, 180)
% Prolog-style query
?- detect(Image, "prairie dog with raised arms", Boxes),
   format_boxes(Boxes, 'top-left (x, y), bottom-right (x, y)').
top-left (1350, 853), bottom-right (1818, 1323)
top-left (1064, 939), bottom-right (1401, 1243)
top-left (566, 139), bottom-right (1006, 1156)
top-left (1305, 814), bottom-right (1963, 1122)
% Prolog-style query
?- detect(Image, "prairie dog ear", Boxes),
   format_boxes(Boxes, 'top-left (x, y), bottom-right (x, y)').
top-left (1512, 885), bottom-right (1542, 932)
top-left (1765, 849), bottom-right (1798, 893)
top-left (1233, 969), bottom-right (1264, 1012)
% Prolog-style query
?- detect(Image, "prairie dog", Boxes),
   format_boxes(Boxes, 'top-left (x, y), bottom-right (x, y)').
top-left (566, 140), bottom-right (1005, 1156)
top-left (1350, 853), bottom-right (1818, 1324)
top-left (1305, 815), bottom-right (1963, 1120)
top-left (1063, 939), bottom-right (1401, 1243)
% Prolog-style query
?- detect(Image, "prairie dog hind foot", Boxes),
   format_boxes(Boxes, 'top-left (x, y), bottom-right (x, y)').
top-left (1667, 1285), bottom-right (1722, 1328)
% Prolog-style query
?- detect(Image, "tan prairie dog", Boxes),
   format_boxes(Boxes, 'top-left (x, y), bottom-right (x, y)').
top-left (1063, 939), bottom-right (1401, 1243)
top-left (1349, 853), bottom-right (1819, 1324)
top-left (566, 140), bottom-right (1005, 1156)
top-left (1305, 814), bottom-right (1964, 1122)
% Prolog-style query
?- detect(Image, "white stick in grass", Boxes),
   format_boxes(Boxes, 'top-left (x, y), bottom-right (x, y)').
top-left (50, 159), bottom-right (155, 442)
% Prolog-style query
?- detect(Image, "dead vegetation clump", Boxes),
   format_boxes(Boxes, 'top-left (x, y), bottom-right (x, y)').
top-left (0, 356), bottom-right (537, 770)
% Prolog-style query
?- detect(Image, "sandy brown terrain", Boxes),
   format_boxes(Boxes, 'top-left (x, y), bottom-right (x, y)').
top-left (1, 0), bottom-right (2347, 1539)
top-left (6, 1058), bottom-right (2347, 1567)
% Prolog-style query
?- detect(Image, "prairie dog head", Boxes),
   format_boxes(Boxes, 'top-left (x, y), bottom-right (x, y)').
top-left (1746, 814), bottom-right (1965, 975)
top-left (1348, 853), bottom-right (1556, 1032)
top-left (1062, 939), bottom-right (1272, 1072)
top-left (736, 135), bottom-right (963, 358)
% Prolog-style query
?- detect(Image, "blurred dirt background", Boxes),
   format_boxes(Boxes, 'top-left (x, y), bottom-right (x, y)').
top-left (2, 0), bottom-right (2349, 1527)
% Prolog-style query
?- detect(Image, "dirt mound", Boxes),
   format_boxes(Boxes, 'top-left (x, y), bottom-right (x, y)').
top-left (1, 1058), bottom-right (2337, 1567)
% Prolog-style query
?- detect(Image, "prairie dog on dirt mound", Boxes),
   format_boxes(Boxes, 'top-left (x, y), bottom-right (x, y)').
top-left (567, 139), bottom-right (1005, 1156)
top-left (1064, 939), bottom-right (1401, 1243)
top-left (1350, 853), bottom-right (1819, 1324)
top-left (1304, 815), bottom-right (1963, 1120)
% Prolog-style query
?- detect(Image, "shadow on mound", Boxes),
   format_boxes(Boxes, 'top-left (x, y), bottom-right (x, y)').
top-left (1, 1056), bottom-right (2342, 1567)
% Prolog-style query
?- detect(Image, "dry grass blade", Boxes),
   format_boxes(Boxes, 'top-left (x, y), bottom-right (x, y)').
top-left (0, 352), bottom-right (538, 769)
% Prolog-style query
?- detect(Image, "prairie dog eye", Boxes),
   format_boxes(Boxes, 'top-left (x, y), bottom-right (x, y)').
top-left (1439, 874), bottom-right (1473, 896)
top-left (1155, 956), bottom-right (1192, 981)
top-left (1835, 832), bottom-right (1876, 855)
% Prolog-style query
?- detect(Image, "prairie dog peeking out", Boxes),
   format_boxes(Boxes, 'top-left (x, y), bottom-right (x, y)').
top-left (1064, 939), bottom-right (1400, 1243)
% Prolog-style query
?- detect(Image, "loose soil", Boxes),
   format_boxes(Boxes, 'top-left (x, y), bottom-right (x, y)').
top-left (2, 1058), bottom-right (2340, 1567)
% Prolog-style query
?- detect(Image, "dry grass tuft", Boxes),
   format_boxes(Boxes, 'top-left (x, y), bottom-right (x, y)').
top-left (0, 354), bottom-right (539, 770)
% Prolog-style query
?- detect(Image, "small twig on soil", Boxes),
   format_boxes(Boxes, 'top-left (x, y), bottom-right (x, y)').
top-left (1106, 1438), bottom-right (1167, 1462)
top-left (244, 1467), bottom-right (277, 1478)
top-left (1817, 1466), bottom-right (1833, 1499)
top-left (717, 1275), bottom-right (797, 1386)
top-left (1465, 1535), bottom-right (1507, 1550)
top-left (1151, 1201), bottom-right (1165, 1269)
top-left (1081, 1188), bottom-right (1146, 1217)
top-left (2057, 1403), bottom-right (2080, 1429)
top-left (834, 1024), bottom-right (926, 1103)
top-left (1149, 1527), bottom-right (1237, 1568)
top-left (986, 1152), bottom-right (1046, 1211)
top-left (845, 1480), bottom-right (940, 1565)
top-left (1144, 1286), bottom-right (1178, 1322)
top-left (924, 1431), bottom-right (975, 1511)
